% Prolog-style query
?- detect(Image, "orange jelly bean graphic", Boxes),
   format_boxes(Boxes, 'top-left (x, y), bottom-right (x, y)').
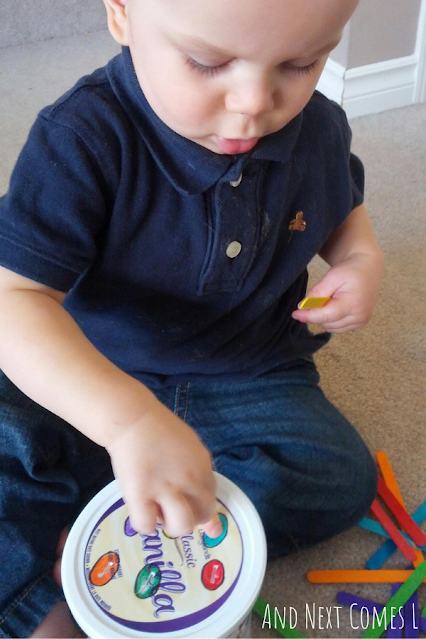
top-left (90, 551), bottom-right (120, 587)
top-left (201, 559), bottom-right (224, 591)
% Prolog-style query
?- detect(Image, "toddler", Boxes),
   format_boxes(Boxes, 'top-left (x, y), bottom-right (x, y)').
top-left (0, 0), bottom-right (384, 636)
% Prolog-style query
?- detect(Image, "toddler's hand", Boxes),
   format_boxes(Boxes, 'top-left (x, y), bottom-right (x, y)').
top-left (106, 397), bottom-right (219, 538)
top-left (292, 253), bottom-right (384, 333)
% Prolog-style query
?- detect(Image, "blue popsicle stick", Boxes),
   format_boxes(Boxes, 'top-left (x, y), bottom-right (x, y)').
top-left (359, 499), bottom-right (426, 569)
top-left (366, 536), bottom-right (424, 570)
top-left (359, 499), bottom-right (426, 538)
top-left (386, 584), bottom-right (403, 639)
top-left (404, 590), bottom-right (419, 638)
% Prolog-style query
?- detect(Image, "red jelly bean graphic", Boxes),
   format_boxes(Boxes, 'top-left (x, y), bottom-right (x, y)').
top-left (201, 559), bottom-right (224, 590)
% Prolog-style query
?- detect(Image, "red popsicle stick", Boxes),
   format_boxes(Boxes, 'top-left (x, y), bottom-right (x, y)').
top-left (377, 476), bottom-right (426, 547)
top-left (370, 500), bottom-right (417, 562)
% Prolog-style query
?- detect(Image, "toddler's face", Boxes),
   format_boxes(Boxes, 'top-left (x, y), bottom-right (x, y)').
top-left (107, 0), bottom-right (359, 154)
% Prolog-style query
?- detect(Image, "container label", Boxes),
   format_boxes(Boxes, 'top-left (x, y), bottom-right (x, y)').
top-left (83, 498), bottom-right (244, 632)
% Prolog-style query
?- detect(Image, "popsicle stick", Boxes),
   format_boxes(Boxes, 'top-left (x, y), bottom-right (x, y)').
top-left (386, 585), bottom-right (403, 639)
top-left (337, 592), bottom-right (384, 613)
top-left (367, 540), bottom-right (399, 570)
top-left (377, 477), bottom-right (426, 547)
top-left (361, 561), bottom-right (426, 638)
top-left (420, 617), bottom-right (426, 632)
top-left (307, 569), bottom-right (426, 584)
top-left (297, 296), bottom-right (330, 309)
top-left (360, 500), bottom-right (426, 536)
top-left (370, 500), bottom-right (417, 562)
top-left (376, 452), bottom-right (424, 566)
top-left (253, 598), bottom-right (306, 639)
top-left (403, 590), bottom-right (419, 638)
top-left (360, 519), bottom-right (426, 551)
top-left (376, 452), bottom-right (404, 504)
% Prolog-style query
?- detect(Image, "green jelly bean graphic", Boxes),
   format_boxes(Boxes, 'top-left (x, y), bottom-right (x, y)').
top-left (134, 564), bottom-right (161, 599)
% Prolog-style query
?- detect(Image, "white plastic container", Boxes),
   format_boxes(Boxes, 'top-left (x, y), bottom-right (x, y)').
top-left (62, 472), bottom-right (267, 638)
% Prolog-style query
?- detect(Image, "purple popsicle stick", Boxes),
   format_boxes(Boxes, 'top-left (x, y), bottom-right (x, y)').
top-left (404, 590), bottom-right (419, 638)
top-left (386, 584), bottom-right (403, 639)
top-left (337, 592), bottom-right (384, 614)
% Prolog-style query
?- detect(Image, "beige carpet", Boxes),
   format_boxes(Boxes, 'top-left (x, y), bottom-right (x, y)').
top-left (1, 31), bottom-right (426, 638)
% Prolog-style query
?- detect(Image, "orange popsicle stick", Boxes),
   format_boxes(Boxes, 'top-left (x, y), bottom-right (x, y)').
top-left (371, 499), bottom-right (417, 561)
top-left (307, 569), bottom-right (426, 584)
top-left (376, 451), bottom-right (424, 566)
top-left (377, 476), bottom-right (426, 547)
top-left (376, 452), bottom-right (404, 503)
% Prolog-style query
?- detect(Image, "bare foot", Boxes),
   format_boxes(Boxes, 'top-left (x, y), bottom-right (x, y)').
top-left (52, 526), bottom-right (68, 587)
top-left (30, 600), bottom-right (86, 638)
top-left (30, 528), bottom-right (85, 637)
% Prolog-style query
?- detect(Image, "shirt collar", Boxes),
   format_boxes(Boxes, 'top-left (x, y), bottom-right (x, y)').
top-left (107, 47), bottom-right (304, 195)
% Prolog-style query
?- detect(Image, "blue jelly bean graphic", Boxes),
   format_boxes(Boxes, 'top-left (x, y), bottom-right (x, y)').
top-left (203, 513), bottom-right (228, 548)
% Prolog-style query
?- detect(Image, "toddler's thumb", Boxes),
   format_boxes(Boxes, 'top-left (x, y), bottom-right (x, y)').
top-left (306, 270), bottom-right (339, 299)
top-left (203, 513), bottom-right (223, 539)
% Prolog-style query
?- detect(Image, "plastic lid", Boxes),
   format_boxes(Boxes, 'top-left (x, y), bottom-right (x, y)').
top-left (62, 472), bottom-right (267, 638)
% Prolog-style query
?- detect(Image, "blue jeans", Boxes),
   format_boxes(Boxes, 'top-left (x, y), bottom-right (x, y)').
top-left (0, 363), bottom-right (377, 637)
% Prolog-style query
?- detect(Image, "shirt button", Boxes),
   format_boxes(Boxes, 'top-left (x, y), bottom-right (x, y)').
top-left (226, 241), bottom-right (242, 258)
top-left (229, 173), bottom-right (243, 187)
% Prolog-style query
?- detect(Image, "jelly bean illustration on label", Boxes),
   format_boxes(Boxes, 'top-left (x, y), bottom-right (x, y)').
top-left (203, 514), bottom-right (228, 548)
top-left (201, 559), bottom-right (225, 591)
top-left (134, 564), bottom-right (162, 599)
top-left (124, 517), bottom-right (138, 537)
top-left (90, 552), bottom-right (120, 587)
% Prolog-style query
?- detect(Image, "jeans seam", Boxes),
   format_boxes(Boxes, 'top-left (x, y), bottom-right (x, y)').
top-left (183, 383), bottom-right (190, 422)
top-left (173, 384), bottom-right (181, 416)
top-left (0, 571), bottom-right (50, 628)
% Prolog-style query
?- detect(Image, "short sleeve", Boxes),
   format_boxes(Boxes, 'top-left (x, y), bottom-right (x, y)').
top-left (0, 115), bottom-right (107, 291)
top-left (349, 151), bottom-right (365, 210)
top-left (337, 105), bottom-right (365, 211)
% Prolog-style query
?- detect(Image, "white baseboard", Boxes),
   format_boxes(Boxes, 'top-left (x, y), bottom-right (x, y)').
top-left (317, 54), bottom-right (418, 119)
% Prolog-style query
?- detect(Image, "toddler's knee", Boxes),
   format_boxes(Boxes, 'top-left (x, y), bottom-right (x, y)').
top-left (338, 447), bottom-right (378, 528)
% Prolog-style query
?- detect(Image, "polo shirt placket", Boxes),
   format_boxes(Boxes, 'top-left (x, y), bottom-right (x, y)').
top-left (199, 160), bottom-right (266, 295)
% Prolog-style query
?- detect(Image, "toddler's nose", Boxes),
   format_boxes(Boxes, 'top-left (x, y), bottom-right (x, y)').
top-left (225, 77), bottom-right (275, 117)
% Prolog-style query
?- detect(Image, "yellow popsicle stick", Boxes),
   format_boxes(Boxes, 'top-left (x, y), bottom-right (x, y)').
top-left (307, 569), bottom-right (426, 584)
top-left (376, 451), bottom-right (424, 567)
top-left (297, 296), bottom-right (330, 310)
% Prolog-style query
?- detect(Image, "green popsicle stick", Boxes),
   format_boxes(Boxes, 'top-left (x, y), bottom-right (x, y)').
top-left (361, 560), bottom-right (426, 638)
top-left (253, 598), bottom-right (306, 639)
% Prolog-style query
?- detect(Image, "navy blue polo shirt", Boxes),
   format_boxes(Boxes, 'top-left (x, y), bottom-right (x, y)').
top-left (0, 47), bottom-right (364, 388)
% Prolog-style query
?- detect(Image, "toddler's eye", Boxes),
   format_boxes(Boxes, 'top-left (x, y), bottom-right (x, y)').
top-left (186, 57), bottom-right (229, 77)
top-left (281, 59), bottom-right (320, 76)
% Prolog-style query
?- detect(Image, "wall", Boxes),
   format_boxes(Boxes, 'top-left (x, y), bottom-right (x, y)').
top-left (0, 0), bottom-right (106, 49)
top-left (330, 0), bottom-right (422, 69)
top-left (322, 0), bottom-right (426, 117)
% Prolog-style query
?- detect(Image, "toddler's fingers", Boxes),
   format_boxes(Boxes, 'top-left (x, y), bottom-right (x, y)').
top-left (323, 322), bottom-right (362, 334)
top-left (160, 492), bottom-right (196, 537)
top-left (292, 300), bottom-right (345, 325)
top-left (203, 512), bottom-right (223, 539)
top-left (127, 498), bottom-right (160, 535)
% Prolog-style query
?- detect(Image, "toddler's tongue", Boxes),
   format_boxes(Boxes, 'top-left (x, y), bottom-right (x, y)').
top-left (215, 136), bottom-right (259, 154)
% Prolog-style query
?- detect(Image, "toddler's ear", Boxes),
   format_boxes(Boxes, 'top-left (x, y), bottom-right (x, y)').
top-left (103, 0), bottom-right (130, 46)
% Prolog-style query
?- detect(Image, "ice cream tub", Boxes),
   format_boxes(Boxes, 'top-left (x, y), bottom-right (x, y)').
top-left (62, 472), bottom-right (267, 638)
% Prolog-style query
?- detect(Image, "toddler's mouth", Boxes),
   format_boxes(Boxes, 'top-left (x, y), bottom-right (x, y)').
top-left (214, 136), bottom-right (260, 154)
